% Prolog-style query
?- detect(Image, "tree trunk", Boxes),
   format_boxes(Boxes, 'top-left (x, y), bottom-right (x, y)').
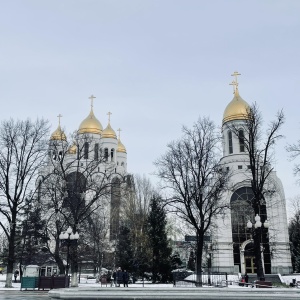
top-left (196, 234), bottom-right (203, 287)
top-left (5, 209), bottom-right (17, 288)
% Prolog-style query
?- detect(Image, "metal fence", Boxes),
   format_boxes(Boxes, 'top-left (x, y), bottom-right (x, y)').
top-left (173, 271), bottom-right (228, 287)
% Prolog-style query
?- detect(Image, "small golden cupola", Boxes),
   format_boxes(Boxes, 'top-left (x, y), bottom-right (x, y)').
top-left (102, 112), bottom-right (117, 139)
top-left (223, 72), bottom-right (250, 125)
top-left (78, 95), bottom-right (103, 135)
top-left (117, 128), bottom-right (126, 153)
top-left (68, 143), bottom-right (77, 154)
top-left (50, 114), bottom-right (67, 141)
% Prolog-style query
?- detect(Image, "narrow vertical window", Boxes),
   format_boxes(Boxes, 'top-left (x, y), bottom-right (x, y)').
top-left (111, 148), bottom-right (114, 162)
top-left (84, 142), bottom-right (89, 159)
top-left (239, 130), bottom-right (245, 152)
top-left (104, 148), bottom-right (108, 161)
top-left (228, 131), bottom-right (233, 154)
top-left (94, 143), bottom-right (99, 160)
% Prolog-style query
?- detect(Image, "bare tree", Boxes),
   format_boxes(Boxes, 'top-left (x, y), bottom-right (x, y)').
top-left (287, 131), bottom-right (300, 178)
top-left (120, 174), bottom-right (154, 276)
top-left (229, 103), bottom-right (285, 280)
top-left (0, 118), bottom-right (50, 287)
top-left (154, 117), bottom-right (230, 285)
top-left (40, 133), bottom-right (124, 286)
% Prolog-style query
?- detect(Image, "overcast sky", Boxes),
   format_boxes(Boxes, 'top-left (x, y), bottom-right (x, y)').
top-left (1, 0), bottom-right (300, 210)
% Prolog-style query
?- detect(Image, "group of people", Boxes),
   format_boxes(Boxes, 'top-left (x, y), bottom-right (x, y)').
top-left (112, 267), bottom-right (129, 287)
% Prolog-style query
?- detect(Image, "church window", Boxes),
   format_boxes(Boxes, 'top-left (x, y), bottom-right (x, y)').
top-left (104, 148), bottom-right (108, 161)
top-left (230, 187), bottom-right (271, 274)
top-left (111, 148), bottom-right (115, 161)
top-left (94, 143), bottom-right (99, 160)
top-left (228, 131), bottom-right (233, 154)
top-left (238, 165), bottom-right (242, 169)
top-left (84, 142), bottom-right (89, 159)
top-left (239, 129), bottom-right (245, 152)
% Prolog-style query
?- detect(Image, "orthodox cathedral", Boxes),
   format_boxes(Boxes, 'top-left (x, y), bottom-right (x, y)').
top-left (212, 74), bottom-right (292, 275)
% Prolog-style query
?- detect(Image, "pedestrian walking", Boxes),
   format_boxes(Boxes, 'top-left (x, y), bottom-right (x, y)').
top-left (14, 269), bottom-right (19, 283)
top-left (123, 270), bottom-right (129, 287)
top-left (116, 267), bottom-right (123, 287)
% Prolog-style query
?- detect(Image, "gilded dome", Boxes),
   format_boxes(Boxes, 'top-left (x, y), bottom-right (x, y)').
top-left (102, 123), bottom-right (117, 139)
top-left (117, 138), bottom-right (126, 153)
top-left (78, 109), bottom-right (103, 135)
top-left (50, 125), bottom-right (67, 141)
top-left (68, 143), bottom-right (77, 154)
top-left (223, 90), bottom-right (250, 124)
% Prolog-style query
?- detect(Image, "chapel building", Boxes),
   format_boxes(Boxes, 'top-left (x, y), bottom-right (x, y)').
top-left (212, 75), bottom-right (292, 275)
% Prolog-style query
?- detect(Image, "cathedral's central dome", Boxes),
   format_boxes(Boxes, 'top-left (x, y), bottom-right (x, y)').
top-left (78, 109), bottom-right (103, 135)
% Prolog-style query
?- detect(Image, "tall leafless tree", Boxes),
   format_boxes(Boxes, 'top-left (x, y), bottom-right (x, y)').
top-left (154, 117), bottom-right (230, 285)
top-left (287, 130), bottom-right (300, 178)
top-left (229, 103), bottom-right (284, 280)
top-left (40, 133), bottom-right (124, 286)
top-left (0, 118), bottom-right (50, 287)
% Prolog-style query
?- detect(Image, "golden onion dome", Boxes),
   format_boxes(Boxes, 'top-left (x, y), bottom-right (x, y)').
top-left (68, 143), bottom-right (77, 154)
top-left (223, 89), bottom-right (250, 124)
top-left (117, 139), bottom-right (126, 153)
top-left (78, 108), bottom-right (103, 135)
top-left (50, 125), bottom-right (67, 141)
top-left (116, 128), bottom-right (126, 153)
top-left (102, 123), bottom-right (117, 139)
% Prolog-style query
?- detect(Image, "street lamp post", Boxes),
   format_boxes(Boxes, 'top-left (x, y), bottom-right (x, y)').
top-left (246, 214), bottom-right (269, 280)
top-left (59, 226), bottom-right (79, 277)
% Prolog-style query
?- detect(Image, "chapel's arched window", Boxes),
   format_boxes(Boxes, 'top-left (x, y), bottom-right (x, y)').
top-left (104, 148), bottom-right (108, 161)
top-left (239, 129), bottom-right (245, 152)
top-left (230, 187), bottom-right (270, 273)
top-left (111, 148), bottom-right (115, 161)
top-left (94, 143), bottom-right (99, 160)
top-left (84, 142), bottom-right (89, 159)
top-left (228, 130), bottom-right (233, 154)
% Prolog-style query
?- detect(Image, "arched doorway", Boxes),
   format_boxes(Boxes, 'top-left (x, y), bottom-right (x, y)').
top-left (230, 187), bottom-right (271, 274)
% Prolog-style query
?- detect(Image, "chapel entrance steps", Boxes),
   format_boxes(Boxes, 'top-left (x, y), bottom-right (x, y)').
top-left (247, 274), bottom-right (282, 284)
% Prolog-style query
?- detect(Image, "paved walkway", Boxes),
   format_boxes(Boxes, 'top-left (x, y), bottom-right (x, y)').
top-left (0, 290), bottom-right (49, 299)
top-left (48, 286), bottom-right (300, 300)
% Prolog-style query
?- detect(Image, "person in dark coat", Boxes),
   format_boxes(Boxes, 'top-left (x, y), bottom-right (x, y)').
top-left (116, 267), bottom-right (123, 287)
top-left (14, 270), bottom-right (19, 283)
top-left (123, 270), bottom-right (129, 287)
top-left (244, 273), bottom-right (249, 285)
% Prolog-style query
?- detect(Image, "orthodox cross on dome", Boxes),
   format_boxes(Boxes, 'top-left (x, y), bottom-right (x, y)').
top-left (107, 112), bottom-right (112, 123)
top-left (89, 95), bottom-right (96, 108)
top-left (57, 114), bottom-right (62, 126)
top-left (230, 71), bottom-right (241, 93)
top-left (229, 80), bottom-right (237, 94)
top-left (117, 128), bottom-right (122, 139)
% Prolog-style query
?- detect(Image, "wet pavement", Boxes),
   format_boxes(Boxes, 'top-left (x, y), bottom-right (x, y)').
top-left (0, 290), bottom-right (49, 299)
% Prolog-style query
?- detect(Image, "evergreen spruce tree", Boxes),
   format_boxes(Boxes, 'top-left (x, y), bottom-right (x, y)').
top-left (115, 225), bottom-right (134, 272)
top-left (147, 195), bottom-right (172, 283)
top-left (16, 199), bottom-right (48, 269)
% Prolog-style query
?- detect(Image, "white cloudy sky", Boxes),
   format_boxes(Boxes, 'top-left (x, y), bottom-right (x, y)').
top-left (1, 0), bottom-right (300, 209)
